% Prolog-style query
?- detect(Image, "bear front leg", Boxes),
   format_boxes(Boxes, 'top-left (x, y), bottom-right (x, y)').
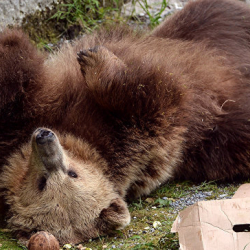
top-left (77, 46), bottom-right (131, 115)
top-left (77, 46), bottom-right (126, 77)
top-left (77, 46), bottom-right (181, 121)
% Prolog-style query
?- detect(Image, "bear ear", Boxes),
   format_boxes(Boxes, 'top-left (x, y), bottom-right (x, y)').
top-left (97, 198), bottom-right (131, 232)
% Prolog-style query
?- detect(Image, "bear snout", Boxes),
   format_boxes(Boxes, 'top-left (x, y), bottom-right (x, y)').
top-left (32, 128), bottom-right (65, 172)
top-left (35, 129), bottom-right (55, 145)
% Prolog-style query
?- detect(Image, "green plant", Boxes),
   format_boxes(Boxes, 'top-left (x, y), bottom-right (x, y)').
top-left (49, 0), bottom-right (116, 32)
top-left (36, 38), bottom-right (54, 52)
top-left (132, 242), bottom-right (157, 249)
top-left (158, 232), bottom-right (179, 250)
top-left (0, 230), bottom-right (27, 249)
top-left (130, 197), bottom-right (144, 211)
top-left (154, 197), bottom-right (171, 208)
top-left (138, 0), bottom-right (169, 27)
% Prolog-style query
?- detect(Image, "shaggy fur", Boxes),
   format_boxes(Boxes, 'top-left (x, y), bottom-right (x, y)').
top-left (1, 0), bottom-right (250, 245)
top-left (1, 128), bottom-right (130, 243)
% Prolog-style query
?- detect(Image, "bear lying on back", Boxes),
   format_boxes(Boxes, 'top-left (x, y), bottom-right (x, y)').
top-left (1, 0), bottom-right (250, 245)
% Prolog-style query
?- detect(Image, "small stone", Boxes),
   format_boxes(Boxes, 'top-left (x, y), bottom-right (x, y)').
top-left (77, 244), bottom-right (87, 250)
top-left (28, 231), bottom-right (60, 250)
top-left (219, 194), bottom-right (228, 198)
top-left (63, 244), bottom-right (72, 249)
top-left (153, 221), bottom-right (162, 229)
top-left (145, 198), bottom-right (154, 203)
top-left (102, 245), bottom-right (108, 249)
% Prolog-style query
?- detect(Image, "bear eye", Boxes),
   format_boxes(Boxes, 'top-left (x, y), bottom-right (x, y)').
top-left (68, 170), bottom-right (78, 178)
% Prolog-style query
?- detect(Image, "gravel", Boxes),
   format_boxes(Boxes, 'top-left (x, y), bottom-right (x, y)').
top-left (169, 185), bottom-right (233, 213)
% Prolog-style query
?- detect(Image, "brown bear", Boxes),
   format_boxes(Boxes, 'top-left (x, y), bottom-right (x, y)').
top-left (1, 0), bottom-right (250, 245)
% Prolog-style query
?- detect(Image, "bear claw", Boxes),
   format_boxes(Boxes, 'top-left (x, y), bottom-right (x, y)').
top-left (77, 46), bottom-right (99, 62)
top-left (77, 50), bottom-right (88, 65)
top-left (77, 47), bottom-right (101, 72)
top-left (77, 50), bottom-right (88, 58)
top-left (88, 46), bottom-right (99, 53)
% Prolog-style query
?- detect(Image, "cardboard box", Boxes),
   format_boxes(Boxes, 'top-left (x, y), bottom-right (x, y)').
top-left (171, 184), bottom-right (250, 250)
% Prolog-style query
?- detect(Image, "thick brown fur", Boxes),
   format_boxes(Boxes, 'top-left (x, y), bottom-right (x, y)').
top-left (1, 0), bottom-right (250, 245)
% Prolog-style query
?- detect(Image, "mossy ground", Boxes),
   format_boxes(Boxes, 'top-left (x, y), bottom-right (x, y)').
top-left (20, 0), bottom-right (132, 50)
top-left (0, 230), bottom-right (26, 249)
top-left (0, 181), bottom-right (242, 249)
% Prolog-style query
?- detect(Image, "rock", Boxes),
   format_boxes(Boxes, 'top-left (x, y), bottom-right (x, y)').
top-left (63, 244), bottom-right (73, 249)
top-left (0, 0), bottom-right (57, 28)
top-left (28, 231), bottom-right (60, 250)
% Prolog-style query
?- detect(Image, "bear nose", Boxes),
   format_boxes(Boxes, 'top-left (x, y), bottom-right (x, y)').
top-left (36, 129), bottom-right (55, 145)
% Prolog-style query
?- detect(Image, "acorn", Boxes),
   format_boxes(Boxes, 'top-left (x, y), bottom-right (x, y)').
top-left (28, 231), bottom-right (60, 250)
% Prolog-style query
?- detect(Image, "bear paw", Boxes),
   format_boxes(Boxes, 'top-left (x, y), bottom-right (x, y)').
top-left (77, 46), bottom-right (99, 66)
top-left (77, 46), bottom-right (123, 78)
top-left (77, 46), bottom-right (106, 76)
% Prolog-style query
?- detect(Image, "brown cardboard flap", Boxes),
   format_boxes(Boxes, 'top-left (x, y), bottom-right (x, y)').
top-left (171, 184), bottom-right (250, 250)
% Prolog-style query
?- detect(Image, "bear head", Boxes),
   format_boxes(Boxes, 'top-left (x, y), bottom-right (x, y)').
top-left (0, 128), bottom-right (130, 244)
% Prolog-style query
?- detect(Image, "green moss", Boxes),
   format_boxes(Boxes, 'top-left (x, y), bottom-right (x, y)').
top-left (19, 0), bottom-right (128, 50)
top-left (0, 230), bottom-right (26, 249)
top-left (20, 2), bottom-right (65, 47)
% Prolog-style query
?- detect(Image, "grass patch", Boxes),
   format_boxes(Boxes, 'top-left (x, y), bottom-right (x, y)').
top-left (49, 0), bottom-right (119, 32)
top-left (21, 0), bottom-right (171, 49)
top-left (0, 230), bottom-right (26, 249)
top-left (21, 0), bottom-right (127, 49)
